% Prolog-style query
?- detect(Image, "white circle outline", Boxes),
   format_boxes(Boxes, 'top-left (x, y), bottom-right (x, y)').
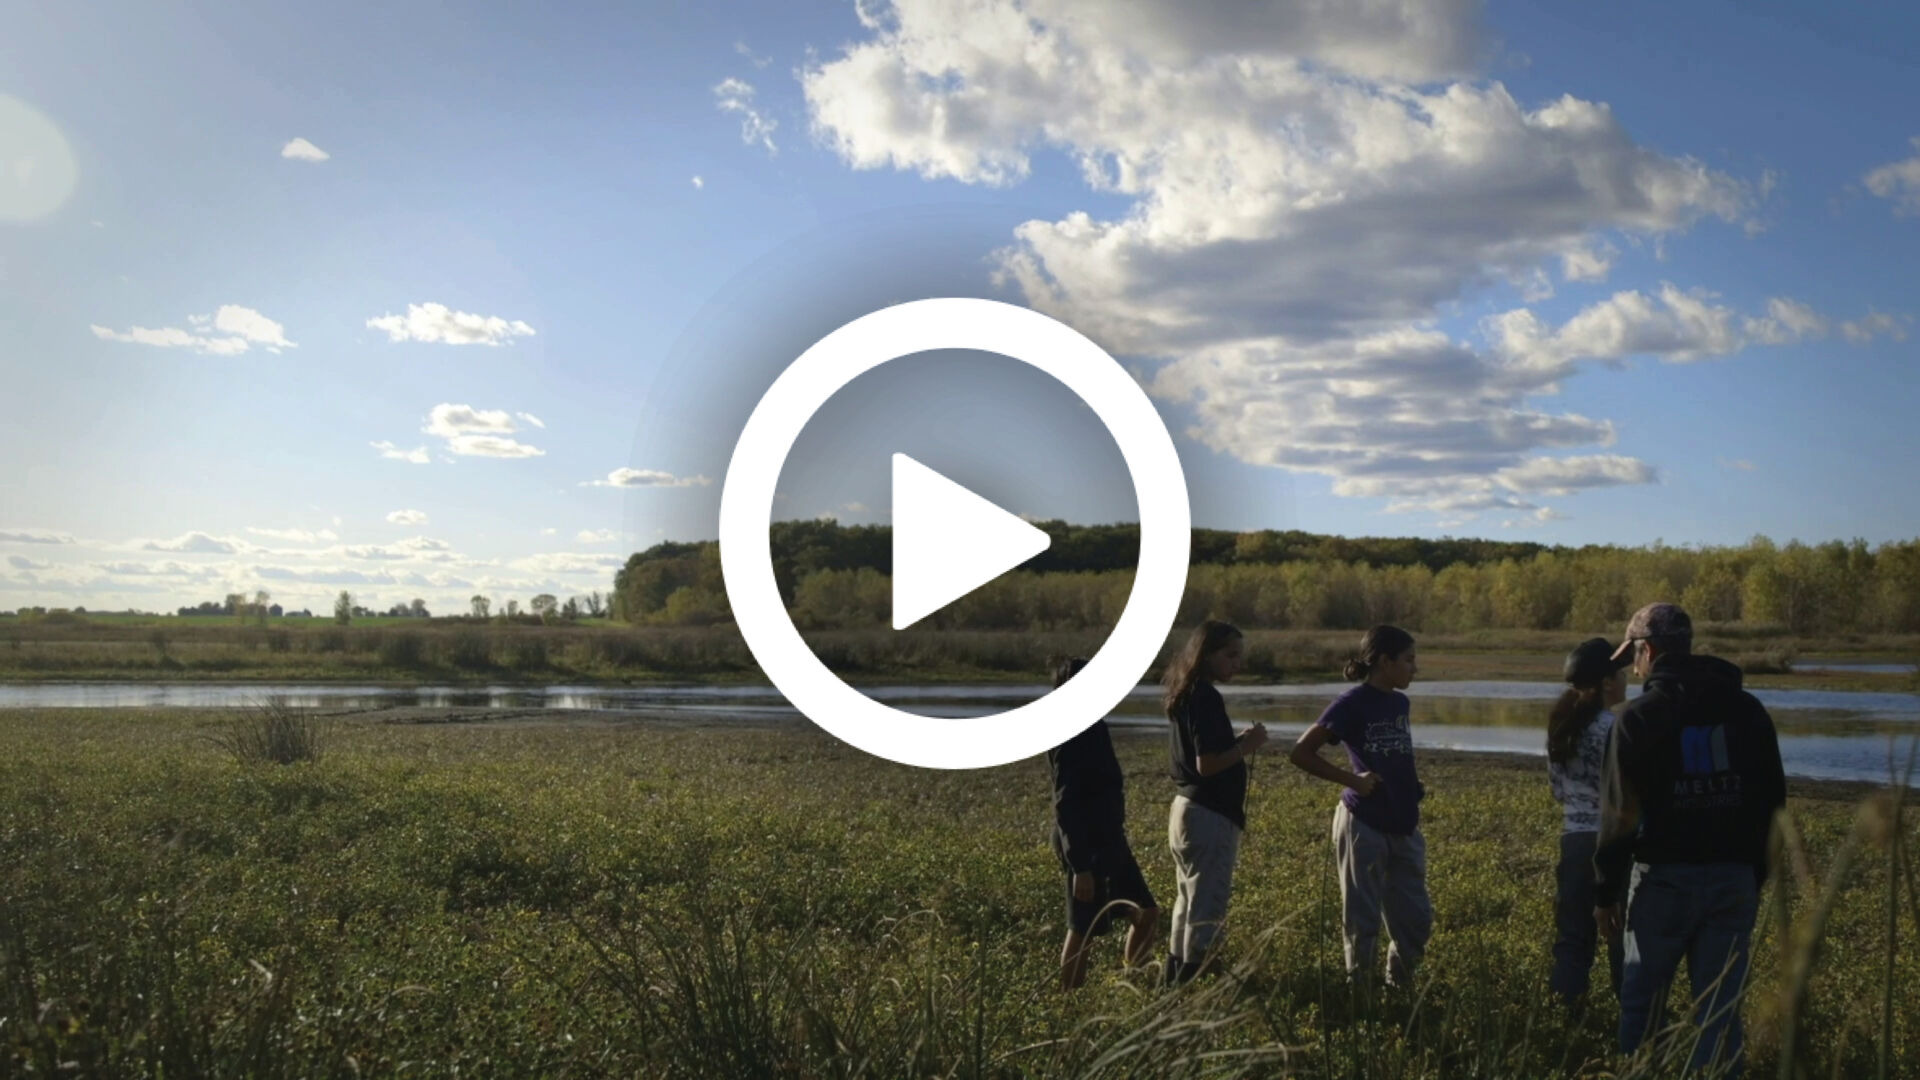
top-left (718, 298), bottom-right (1191, 770)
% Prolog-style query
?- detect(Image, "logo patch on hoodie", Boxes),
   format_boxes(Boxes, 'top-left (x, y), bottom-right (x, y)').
top-left (1674, 724), bottom-right (1743, 805)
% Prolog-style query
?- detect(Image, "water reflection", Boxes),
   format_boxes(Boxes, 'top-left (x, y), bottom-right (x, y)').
top-left (2, 680), bottom-right (1915, 785)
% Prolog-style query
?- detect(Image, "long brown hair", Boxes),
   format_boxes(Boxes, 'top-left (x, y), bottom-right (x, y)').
top-left (1548, 686), bottom-right (1605, 764)
top-left (1161, 620), bottom-right (1243, 715)
top-left (1343, 624), bottom-right (1415, 682)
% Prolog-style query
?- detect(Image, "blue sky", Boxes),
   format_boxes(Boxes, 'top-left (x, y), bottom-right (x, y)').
top-left (2, 0), bottom-right (1917, 615)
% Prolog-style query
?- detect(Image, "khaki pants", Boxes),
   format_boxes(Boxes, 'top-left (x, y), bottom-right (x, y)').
top-left (1332, 800), bottom-right (1432, 985)
top-left (1167, 795), bottom-right (1242, 962)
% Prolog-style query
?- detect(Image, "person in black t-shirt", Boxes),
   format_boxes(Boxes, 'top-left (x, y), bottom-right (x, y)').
top-left (1162, 619), bottom-right (1267, 985)
top-left (1046, 656), bottom-right (1159, 990)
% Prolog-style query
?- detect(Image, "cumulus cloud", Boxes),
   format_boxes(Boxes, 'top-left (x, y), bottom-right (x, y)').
top-left (735, 40), bottom-right (772, 68)
top-left (1561, 242), bottom-right (1615, 283)
top-left (384, 510), bottom-right (427, 527)
top-left (281, 137), bottom-right (330, 162)
top-left (1839, 310), bottom-right (1912, 344)
top-left (246, 526), bottom-right (338, 543)
top-left (396, 536), bottom-right (452, 553)
top-left (141, 532), bottom-right (247, 555)
top-left (367, 302), bottom-right (535, 346)
top-left (371, 441), bottom-right (431, 464)
top-left (1865, 137), bottom-right (1920, 217)
top-left (580, 467), bottom-right (713, 488)
top-left (416, 404), bottom-right (545, 459)
top-left (90, 560), bottom-right (211, 577)
top-left (576, 529), bottom-right (618, 544)
top-left (91, 304), bottom-right (295, 355)
top-left (512, 552), bottom-right (628, 576)
top-left (801, 0), bottom-right (1762, 520)
top-left (0, 530), bottom-right (76, 545)
top-left (1485, 285), bottom-right (1836, 372)
top-left (715, 77), bottom-right (777, 153)
top-left (692, 175), bottom-right (705, 188)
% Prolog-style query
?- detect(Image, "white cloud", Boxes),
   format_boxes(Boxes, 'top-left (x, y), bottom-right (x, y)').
top-left (1839, 310), bottom-right (1912, 344)
top-left (424, 404), bottom-right (515, 438)
top-left (1561, 241), bottom-right (1615, 283)
top-left (141, 532), bottom-right (249, 555)
top-left (581, 467), bottom-right (713, 488)
top-left (91, 304), bottom-right (295, 356)
top-left (802, 0), bottom-right (1759, 519)
top-left (1486, 285), bottom-right (1833, 370)
top-left (515, 412), bottom-right (546, 429)
top-left (576, 529), bottom-right (618, 544)
top-left (511, 552), bottom-right (628, 576)
top-left (371, 441), bottom-right (431, 464)
top-left (692, 175), bottom-right (705, 188)
top-left (715, 77), bottom-right (778, 154)
top-left (418, 404), bottom-right (545, 458)
top-left (735, 41), bottom-right (772, 68)
top-left (1493, 454), bottom-right (1657, 496)
top-left (246, 526), bottom-right (339, 543)
top-left (7, 555), bottom-right (50, 571)
top-left (541, 527), bottom-right (558, 536)
top-left (1864, 137), bottom-right (1920, 216)
top-left (281, 137), bottom-right (330, 162)
top-left (386, 509), bottom-right (429, 526)
top-left (446, 435), bottom-right (544, 459)
top-left (89, 560), bottom-right (212, 578)
top-left (0, 529), bottom-right (76, 545)
top-left (396, 536), bottom-right (452, 552)
top-left (366, 302), bottom-right (535, 346)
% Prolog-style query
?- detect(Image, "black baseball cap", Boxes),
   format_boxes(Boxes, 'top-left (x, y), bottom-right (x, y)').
top-left (1565, 636), bottom-right (1632, 687)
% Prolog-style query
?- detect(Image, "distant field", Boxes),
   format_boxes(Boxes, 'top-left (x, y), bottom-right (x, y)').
top-left (1, 614), bottom-right (1916, 691)
top-left (1, 707), bottom-right (1914, 1077)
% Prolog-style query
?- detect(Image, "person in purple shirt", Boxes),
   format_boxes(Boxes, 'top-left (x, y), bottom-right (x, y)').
top-left (1288, 624), bottom-right (1431, 987)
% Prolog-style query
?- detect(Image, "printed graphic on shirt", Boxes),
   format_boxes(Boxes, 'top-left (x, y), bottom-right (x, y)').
top-left (1673, 723), bottom-right (1743, 807)
top-left (1362, 714), bottom-right (1413, 757)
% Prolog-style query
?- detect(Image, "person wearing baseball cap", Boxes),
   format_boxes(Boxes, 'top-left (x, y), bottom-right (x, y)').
top-left (1545, 637), bottom-right (1631, 1008)
top-left (1593, 602), bottom-right (1786, 1076)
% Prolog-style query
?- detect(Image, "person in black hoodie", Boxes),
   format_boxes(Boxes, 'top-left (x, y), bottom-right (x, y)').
top-left (1594, 602), bottom-right (1786, 1078)
top-left (1047, 656), bottom-right (1159, 990)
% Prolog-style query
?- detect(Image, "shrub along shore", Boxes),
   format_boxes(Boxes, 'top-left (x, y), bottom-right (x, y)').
top-left (1, 616), bottom-right (1916, 691)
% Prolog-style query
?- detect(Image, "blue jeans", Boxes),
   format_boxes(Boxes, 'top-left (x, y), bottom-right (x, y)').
top-left (1551, 831), bottom-right (1623, 1002)
top-left (1620, 862), bottom-right (1760, 1077)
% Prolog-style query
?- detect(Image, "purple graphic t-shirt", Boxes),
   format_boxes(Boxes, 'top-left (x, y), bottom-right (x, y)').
top-left (1314, 682), bottom-right (1425, 835)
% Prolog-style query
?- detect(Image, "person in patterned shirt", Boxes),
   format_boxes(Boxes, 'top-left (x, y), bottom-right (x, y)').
top-left (1547, 636), bottom-right (1630, 1007)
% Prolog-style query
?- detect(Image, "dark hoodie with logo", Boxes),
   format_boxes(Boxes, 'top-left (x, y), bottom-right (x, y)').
top-left (1593, 652), bottom-right (1788, 908)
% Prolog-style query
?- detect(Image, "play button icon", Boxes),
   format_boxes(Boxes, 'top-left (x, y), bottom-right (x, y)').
top-left (718, 298), bottom-right (1190, 770)
top-left (891, 453), bottom-right (1051, 630)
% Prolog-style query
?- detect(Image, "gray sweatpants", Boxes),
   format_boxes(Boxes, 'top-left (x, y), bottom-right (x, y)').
top-left (1168, 795), bottom-right (1242, 962)
top-left (1332, 800), bottom-right (1432, 985)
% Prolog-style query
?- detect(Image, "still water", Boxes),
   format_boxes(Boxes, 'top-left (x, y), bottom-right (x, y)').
top-left (3, 679), bottom-right (1916, 785)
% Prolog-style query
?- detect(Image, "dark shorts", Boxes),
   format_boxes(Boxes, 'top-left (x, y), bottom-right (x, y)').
top-left (1053, 824), bottom-right (1156, 936)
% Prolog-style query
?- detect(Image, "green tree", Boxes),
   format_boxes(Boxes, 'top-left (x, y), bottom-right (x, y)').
top-left (471, 595), bottom-right (490, 619)
top-left (334, 590), bottom-right (353, 626)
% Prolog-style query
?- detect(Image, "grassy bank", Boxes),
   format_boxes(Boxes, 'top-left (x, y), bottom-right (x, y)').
top-left (2, 617), bottom-right (1916, 691)
top-left (2, 707), bottom-right (1916, 1077)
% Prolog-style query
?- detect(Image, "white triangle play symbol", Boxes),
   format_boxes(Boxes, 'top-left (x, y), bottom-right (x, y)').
top-left (891, 453), bottom-right (1052, 630)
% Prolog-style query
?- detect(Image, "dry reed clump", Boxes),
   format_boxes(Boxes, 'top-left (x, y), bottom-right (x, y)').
top-left (215, 700), bottom-right (324, 765)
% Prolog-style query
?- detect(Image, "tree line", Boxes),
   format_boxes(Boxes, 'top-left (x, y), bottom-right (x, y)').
top-left (611, 523), bottom-right (1920, 635)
